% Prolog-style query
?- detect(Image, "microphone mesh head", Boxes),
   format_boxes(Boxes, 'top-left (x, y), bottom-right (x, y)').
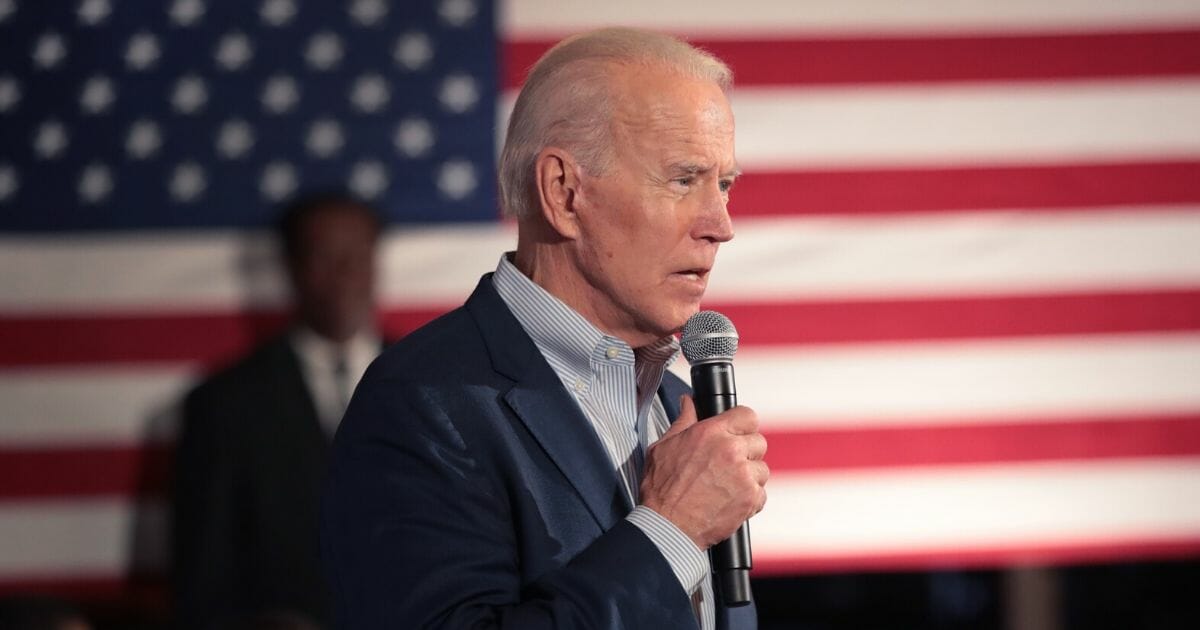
top-left (681, 310), bottom-right (738, 363)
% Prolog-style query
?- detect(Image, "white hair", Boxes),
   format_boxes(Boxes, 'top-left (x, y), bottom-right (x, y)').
top-left (498, 27), bottom-right (733, 220)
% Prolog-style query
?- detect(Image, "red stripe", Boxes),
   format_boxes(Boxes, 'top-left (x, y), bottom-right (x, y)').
top-left (730, 161), bottom-right (1200, 216)
top-left (763, 414), bottom-right (1200, 472)
top-left (4, 415), bottom-right (1197, 499)
top-left (752, 537), bottom-right (1200, 574)
top-left (3, 290), bottom-right (1197, 367)
top-left (0, 308), bottom-right (446, 368)
top-left (0, 572), bottom-right (166, 607)
top-left (709, 289), bottom-right (1200, 346)
top-left (0, 311), bottom-right (290, 369)
top-left (0, 445), bottom-right (171, 500)
top-left (503, 29), bottom-right (1200, 89)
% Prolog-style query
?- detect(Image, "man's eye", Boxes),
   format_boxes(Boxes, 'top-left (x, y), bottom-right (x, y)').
top-left (719, 179), bottom-right (735, 193)
top-left (674, 177), bottom-right (694, 187)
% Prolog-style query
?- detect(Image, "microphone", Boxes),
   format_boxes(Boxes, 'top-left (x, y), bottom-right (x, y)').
top-left (681, 310), bottom-right (752, 607)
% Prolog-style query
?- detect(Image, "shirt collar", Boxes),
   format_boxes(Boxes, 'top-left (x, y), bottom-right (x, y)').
top-left (491, 253), bottom-right (679, 385)
top-left (290, 324), bottom-right (380, 371)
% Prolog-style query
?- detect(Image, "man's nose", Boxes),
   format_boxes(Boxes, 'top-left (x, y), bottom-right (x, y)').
top-left (697, 182), bottom-right (735, 243)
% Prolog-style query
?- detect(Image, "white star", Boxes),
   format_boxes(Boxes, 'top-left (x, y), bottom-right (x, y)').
top-left (350, 74), bottom-right (389, 113)
top-left (305, 119), bottom-right (344, 158)
top-left (171, 74), bottom-right (207, 114)
top-left (439, 73), bottom-right (479, 114)
top-left (437, 159), bottom-right (477, 200)
top-left (216, 119), bottom-right (254, 159)
top-left (348, 0), bottom-right (387, 26)
top-left (259, 0), bottom-right (296, 26)
top-left (393, 31), bottom-right (433, 71)
top-left (33, 120), bottom-right (69, 159)
top-left (169, 161), bottom-right (207, 202)
top-left (169, 0), bottom-right (205, 27)
top-left (0, 164), bottom-right (18, 202)
top-left (438, 0), bottom-right (477, 27)
top-left (214, 31), bottom-right (253, 71)
top-left (260, 160), bottom-right (298, 201)
top-left (261, 75), bottom-right (299, 114)
top-left (78, 162), bottom-right (113, 204)
top-left (0, 76), bottom-right (20, 113)
top-left (304, 32), bottom-right (343, 71)
top-left (77, 0), bottom-right (112, 26)
top-left (79, 75), bottom-right (116, 115)
top-left (0, 0), bottom-right (15, 24)
top-left (393, 117), bottom-right (435, 158)
top-left (349, 160), bottom-right (388, 200)
top-left (126, 119), bottom-right (162, 159)
top-left (32, 32), bottom-right (68, 70)
top-left (126, 31), bottom-right (161, 71)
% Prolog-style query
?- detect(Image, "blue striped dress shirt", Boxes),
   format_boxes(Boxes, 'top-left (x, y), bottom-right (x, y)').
top-left (492, 254), bottom-right (715, 629)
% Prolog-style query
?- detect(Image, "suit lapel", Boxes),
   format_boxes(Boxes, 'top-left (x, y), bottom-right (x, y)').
top-left (269, 335), bottom-right (329, 452)
top-left (658, 372), bottom-right (690, 423)
top-left (465, 277), bottom-right (629, 530)
top-left (504, 382), bottom-right (629, 528)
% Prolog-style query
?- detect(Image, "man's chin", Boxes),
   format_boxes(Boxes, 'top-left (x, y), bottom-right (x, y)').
top-left (658, 303), bottom-right (704, 337)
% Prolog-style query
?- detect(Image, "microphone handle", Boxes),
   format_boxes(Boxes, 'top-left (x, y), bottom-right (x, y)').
top-left (690, 363), bottom-right (753, 607)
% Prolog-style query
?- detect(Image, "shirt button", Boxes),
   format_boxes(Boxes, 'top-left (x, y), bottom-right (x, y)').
top-left (573, 378), bottom-right (585, 392)
top-left (606, 347), bottom-right (619, 360)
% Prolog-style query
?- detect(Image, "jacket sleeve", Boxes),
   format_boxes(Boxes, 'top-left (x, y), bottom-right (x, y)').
top-left (173, 384), bottom-right (242, 630)
top-left (321, 379), bottom-right (699, 629)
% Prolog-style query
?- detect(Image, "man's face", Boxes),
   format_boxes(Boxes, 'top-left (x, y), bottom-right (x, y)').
top-left (569, 67), bottom-right (737, 346)
top-left (290, 205), bottom-right (379, 341)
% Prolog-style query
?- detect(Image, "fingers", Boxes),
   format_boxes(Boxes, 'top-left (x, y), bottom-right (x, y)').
top-left (720, 405), bottom-right (760, 436)
top-left (751, 459), bottom-right (770, 486)
top-left (743, 431), bottom-right (768, 461)
top-left (640, 396), bottom-right (771, 547)
top-left (659, 395), bottom-right (698, 439)
top-left (747, 463), bottom-right (769, 517)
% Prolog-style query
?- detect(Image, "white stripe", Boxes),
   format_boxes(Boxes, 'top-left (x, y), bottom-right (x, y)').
top-left (732, 79), bottom-right (1200, 169)
top-left (0, 499), bottom-right (165, 577)
top-left (0, 230), bottom-right (287, 313)
top-left (0, 369), bottom-right (191, 447)
top-left (674, 332), bottom-right (1200, 429)
top-left (5, 459), bottom-right (1199, 577)
top-left (0, 224), bottom-right (514, 312)
top-left (4, 209), bottom-right (1198, 311)
top-left (377, 222), bottom-right (517, 307)
top-left (500, 79), bottom-right (1200, 169)
top-left (7, 332), bottom-right (1199, 446)
top-left (709, 208), bottom-right (1200, 300)
top-left (502, 0), bottom-right (1200, 37)
top-left (753, 458), bottom-right (1200, 556)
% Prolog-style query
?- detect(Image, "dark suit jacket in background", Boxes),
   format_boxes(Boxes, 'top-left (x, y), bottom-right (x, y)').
top-left (322, 276), bottom-right (756, 629)
top-left (173, 335), bottom-right (331, 629)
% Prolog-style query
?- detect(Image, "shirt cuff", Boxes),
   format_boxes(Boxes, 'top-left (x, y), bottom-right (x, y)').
top-left (626, 505), bottom-right (710, 594)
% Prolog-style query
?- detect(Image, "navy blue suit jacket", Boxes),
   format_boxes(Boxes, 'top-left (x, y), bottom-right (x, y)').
top-left (322, 275), bottom-right (756, 628)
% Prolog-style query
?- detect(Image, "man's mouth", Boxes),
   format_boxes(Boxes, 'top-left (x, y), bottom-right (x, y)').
top-left (673, 267), bottom-right (710, 281)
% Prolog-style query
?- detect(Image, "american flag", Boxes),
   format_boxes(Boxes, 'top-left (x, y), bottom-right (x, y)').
top-left (2, 0), bottom-right (1200, 611)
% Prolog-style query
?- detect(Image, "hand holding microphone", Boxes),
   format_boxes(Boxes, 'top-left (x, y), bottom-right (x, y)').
top-left (639, 311), bottom-right (766, 607)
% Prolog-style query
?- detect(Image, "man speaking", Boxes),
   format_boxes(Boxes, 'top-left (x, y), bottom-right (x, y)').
top-left (322, 28), bottom-right (768, 629)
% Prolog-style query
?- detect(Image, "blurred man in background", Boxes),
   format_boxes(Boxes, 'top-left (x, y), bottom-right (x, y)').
top-left (172, 193), bottom-right (384, 629)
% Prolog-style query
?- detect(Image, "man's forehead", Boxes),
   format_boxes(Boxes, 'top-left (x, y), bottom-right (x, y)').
top-left (614, 80), bottom-right (732, 132)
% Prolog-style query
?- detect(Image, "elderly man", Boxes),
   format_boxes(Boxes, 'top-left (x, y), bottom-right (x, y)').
top-left (322, 28), bottom-right (767, 629)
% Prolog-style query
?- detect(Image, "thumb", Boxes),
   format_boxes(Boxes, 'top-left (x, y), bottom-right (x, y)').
top-left (661, 394), bottom-right (699, 439)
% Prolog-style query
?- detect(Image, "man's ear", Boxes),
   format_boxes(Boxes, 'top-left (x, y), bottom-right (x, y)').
top-left (534, 146), bottom-right (583, 240)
